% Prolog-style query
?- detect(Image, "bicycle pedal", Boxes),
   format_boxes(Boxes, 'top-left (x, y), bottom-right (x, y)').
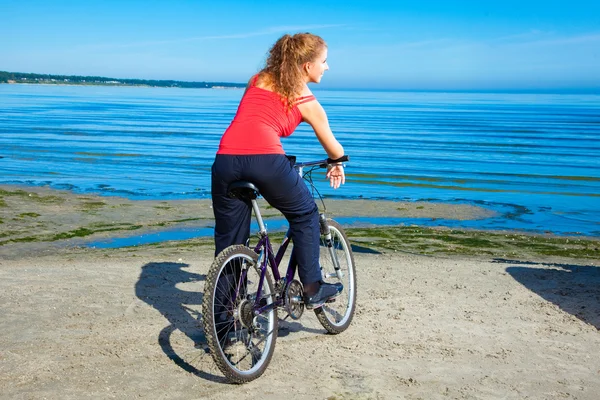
top-left (325, 298), bottom-right (336, 303)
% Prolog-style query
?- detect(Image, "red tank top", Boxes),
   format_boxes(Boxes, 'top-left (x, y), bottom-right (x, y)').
top-left (217, 76), bottom-right (316, 155)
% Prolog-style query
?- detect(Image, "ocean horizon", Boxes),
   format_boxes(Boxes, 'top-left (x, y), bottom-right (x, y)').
top-left (1, 84), bottom-right (599, 237)
top-left (3, 80), bottom-right (600, 94)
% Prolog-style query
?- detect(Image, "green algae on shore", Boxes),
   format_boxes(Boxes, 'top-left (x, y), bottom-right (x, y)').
top-left (0, 185), bottom-right (215, 249)
top-left (346, 226), bottom-right (599, 260)
top-left (0, 188), bottom-right (64, 204)
top-left (0, 224), bottom-right (145, 246)
top-left (1, 184), bottom-right (598, 263)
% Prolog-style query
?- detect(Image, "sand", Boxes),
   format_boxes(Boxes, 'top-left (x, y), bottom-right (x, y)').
top-left (1, 185), bottom-right (599, 399)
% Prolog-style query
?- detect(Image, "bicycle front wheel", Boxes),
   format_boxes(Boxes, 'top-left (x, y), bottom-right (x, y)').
top-left (315, 219), bottom-right (357, 334)
top-left (202, 245), bottom-right (278, 383)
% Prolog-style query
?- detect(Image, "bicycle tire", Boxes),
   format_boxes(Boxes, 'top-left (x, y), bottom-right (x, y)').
top-left (314, 219), bottom-right (357, 334)
top-left (202, 245), bottom-right (278, 383)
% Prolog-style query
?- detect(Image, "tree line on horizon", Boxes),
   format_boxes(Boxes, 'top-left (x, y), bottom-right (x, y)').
top-left (0, 71), bottom-right (246, 89)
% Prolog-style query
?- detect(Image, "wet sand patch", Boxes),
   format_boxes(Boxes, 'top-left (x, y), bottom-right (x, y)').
top-left (1, 184), bottom-right (597, 263)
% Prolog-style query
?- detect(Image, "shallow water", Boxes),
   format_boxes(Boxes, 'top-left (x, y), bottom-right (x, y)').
top-left (1, 84), bottom-right (599, 237)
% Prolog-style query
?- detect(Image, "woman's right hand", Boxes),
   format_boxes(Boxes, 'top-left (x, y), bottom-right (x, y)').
top-left (326, 164), bottom-right (346, 189)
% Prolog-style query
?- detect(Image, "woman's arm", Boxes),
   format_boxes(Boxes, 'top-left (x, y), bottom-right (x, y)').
top-left (298, 99), bottom-right (346, 189)
top-left (298, 100), bottom-right (344, 159)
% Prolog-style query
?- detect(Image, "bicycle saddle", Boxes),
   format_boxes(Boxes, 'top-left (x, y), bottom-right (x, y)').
top-left (227, 181), bottom-right (260, 200)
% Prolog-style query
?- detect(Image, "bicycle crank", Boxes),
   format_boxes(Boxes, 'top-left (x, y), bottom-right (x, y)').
top-left (284, 279), bottom-right (304, 320)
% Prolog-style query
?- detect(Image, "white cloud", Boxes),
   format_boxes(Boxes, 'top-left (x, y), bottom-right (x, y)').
top-left (79, 24), bottom-right (346, 50)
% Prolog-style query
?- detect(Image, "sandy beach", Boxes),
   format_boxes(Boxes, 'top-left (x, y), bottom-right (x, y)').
top-left (1, 185), bottom-right (599, 399)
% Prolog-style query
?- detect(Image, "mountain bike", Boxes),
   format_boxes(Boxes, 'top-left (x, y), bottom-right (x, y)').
top-left (202, 156), bottom-right (356, 383)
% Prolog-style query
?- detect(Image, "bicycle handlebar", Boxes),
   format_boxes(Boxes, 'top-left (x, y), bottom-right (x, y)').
top-left (293, 155), bottom-right (349, 169)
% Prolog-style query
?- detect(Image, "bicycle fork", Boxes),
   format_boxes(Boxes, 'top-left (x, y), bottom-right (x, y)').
top-left (319, 214), bottom-right (344, 280)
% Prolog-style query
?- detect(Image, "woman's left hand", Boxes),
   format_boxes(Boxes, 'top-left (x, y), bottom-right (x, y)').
top-left (326, 164), bottom-right (345, 189)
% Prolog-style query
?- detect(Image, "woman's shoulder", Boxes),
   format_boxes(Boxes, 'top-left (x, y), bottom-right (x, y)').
top-left (252, 72), bottom-right (276, 92)
top-left (295, 85), bottom-right (317, 107)
top-left (299, 84), bottom-right (314, 98)
top-left (245, 73), bottom-right (264, 89)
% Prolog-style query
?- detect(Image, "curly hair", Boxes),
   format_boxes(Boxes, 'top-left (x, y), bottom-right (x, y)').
top-left (260, 33), bottom-right (326, 109)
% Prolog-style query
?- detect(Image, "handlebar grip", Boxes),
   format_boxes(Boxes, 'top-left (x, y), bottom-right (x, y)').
top-left (327, 155), bottom-right (349, 164)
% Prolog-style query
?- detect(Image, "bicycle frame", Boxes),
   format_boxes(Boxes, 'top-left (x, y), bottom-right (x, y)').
top-left (236, 156), bottom-right (349, 316)
top-left (250, 228), bottom-right (295, 315)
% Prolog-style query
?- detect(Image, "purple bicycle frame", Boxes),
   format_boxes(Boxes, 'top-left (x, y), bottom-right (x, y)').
top-left (229, 155), bottom-right (349, 317)
top-left (250, 228), bottom-right (297, 314)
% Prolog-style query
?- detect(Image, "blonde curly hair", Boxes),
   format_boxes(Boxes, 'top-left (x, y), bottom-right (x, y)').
top-left (260, 33), bottom-right (326, 109)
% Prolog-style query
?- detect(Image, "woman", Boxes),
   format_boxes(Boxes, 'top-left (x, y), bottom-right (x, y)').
top-left (211, 32), bottom-right (346, 308)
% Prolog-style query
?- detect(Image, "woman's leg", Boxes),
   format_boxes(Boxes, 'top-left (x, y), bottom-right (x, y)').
top-left (250, 155), bottom-right (342, 307)
top-left (246, 155), bottom-right (321, 286)
top-left (211, 155), bottom-right (253, 343)
top-left (211, 155), bottom-right (252, 256)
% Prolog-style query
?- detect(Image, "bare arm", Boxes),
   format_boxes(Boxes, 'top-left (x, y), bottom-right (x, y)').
top-left (298, 100), bottom-right (344, 159)
top-left (298, 99), bottom-right (346, 188)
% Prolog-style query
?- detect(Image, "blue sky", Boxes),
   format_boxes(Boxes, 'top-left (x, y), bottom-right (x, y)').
top-left (2, 0), bottom-right (600, 90)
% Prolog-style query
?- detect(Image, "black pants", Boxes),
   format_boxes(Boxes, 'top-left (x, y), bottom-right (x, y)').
top-left (211, 154), bottom-right (321, 285)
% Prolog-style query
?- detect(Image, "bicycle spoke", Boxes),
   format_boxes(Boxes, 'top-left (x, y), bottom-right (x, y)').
top-left (315, 219), bottom-right (357, 334)
top-left (203, 245), bottom-right (278, 382)
top-left (321, 304), bottom-right (344, 322)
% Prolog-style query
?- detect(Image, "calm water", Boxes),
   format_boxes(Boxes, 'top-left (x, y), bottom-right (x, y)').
top-left (1, 84), bottom-right (599, 237)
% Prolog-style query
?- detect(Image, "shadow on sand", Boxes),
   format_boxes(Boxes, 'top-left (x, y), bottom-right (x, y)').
top-left (496, 258), bottom-right (600, 330)
top-left (135, 261), bottom-right (335, 380)
top-left (135, 262), bottom-right (226, 382)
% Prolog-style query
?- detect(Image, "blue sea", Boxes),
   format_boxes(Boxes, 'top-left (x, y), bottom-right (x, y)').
top-left (1, 84), bottom-right (599, 237)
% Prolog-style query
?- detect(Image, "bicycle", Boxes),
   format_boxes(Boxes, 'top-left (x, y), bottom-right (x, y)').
top-left (202, 155), bottom-right (357, 383)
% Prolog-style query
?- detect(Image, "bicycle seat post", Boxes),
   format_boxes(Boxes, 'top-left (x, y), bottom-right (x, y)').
top-left (251, 198), bottom-right (267, 235)
top-left (227, 181), bottom-right (268, 236)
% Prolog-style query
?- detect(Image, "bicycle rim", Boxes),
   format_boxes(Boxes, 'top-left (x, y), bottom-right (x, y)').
top-left (315, 219), bottom-right (357, 333)
top-left (203, 245), bottom-right (278, 383)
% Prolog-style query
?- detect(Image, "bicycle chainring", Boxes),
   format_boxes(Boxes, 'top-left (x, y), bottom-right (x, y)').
top-left (284, 279), bottom-right (304, 320)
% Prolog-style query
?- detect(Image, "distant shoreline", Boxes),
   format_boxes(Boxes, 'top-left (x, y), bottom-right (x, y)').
top-left (2, 70), bottom-right (599, 94)
top-left (0, 70), bottom-right (246, 89)
top-left (1, 82), bottom-right (244, 89)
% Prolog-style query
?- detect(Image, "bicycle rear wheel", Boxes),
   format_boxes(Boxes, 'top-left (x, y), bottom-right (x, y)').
top-left (315, 219), bottom-right (356, 334)
top-left (202, 245), bottom-right (278, 383)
